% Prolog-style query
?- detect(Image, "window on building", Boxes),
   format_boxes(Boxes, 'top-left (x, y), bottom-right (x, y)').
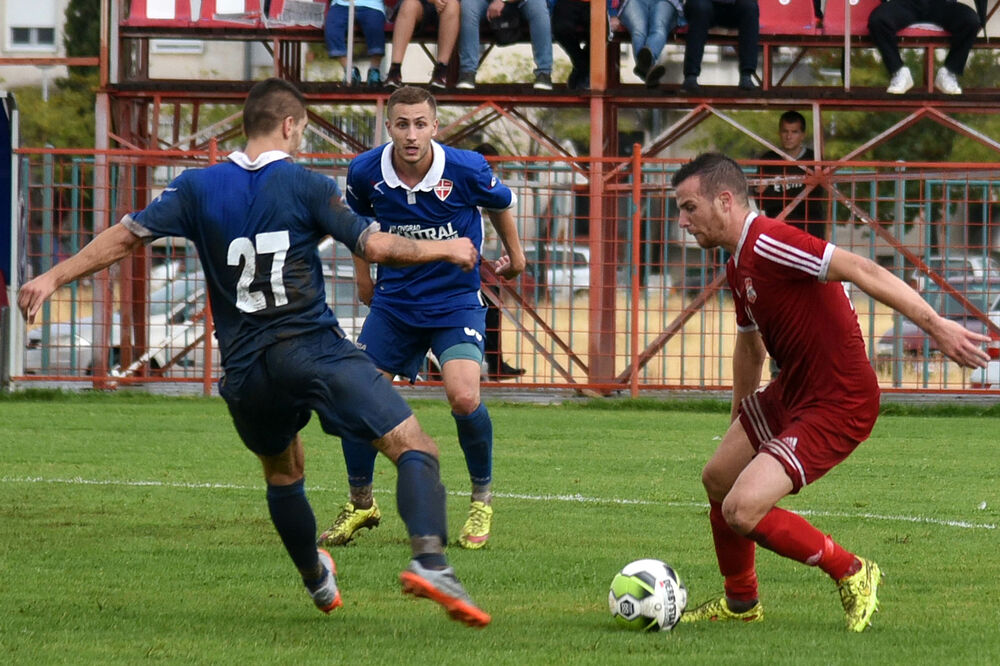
top-left (7, 0), bottom-right (57, 51)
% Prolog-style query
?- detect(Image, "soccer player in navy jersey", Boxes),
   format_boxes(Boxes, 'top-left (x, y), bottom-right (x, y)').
top-left (671, 153), bottom-right (988, 631)
top-left (17, 78), bottom-right (492, 627)
top-left (319, 86), bottom-right (525, 551)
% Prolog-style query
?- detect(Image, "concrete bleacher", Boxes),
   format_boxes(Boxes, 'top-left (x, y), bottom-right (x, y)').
top-left (118, 0), bottom-right (997, 90)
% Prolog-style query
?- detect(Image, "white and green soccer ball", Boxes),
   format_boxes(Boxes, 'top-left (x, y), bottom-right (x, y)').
top-left (608, 559), bottom-right (687, 632)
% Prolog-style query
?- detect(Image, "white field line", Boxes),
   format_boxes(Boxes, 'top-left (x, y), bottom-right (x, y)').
top-left (2, 475), bottom-right (996, 531)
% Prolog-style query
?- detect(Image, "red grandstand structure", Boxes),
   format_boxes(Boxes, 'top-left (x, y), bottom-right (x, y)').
top-left (3, 0), bottom-right (1000, 396)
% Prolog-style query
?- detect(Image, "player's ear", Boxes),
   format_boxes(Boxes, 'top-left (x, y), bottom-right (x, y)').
top-left (431, 118), bottom-right (439, 138)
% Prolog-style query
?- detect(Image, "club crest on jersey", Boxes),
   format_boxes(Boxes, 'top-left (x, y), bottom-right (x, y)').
top-left (433, 179), bottom-right (454, 201)
top-left (744, 277), bottom-right (757, 303)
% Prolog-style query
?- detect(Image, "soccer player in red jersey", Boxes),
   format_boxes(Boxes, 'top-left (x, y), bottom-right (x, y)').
top-left (672, 153), bottom-right (990, 631)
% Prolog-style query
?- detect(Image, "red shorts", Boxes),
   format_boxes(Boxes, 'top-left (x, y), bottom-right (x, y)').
top-left (737, 382), bottom-right (879, 493)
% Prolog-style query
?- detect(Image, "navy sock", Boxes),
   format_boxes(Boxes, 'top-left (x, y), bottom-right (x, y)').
top-left (266, 478), bottom-right (318, 575)
top-left (341, 436), bottom-right (378, 487)
top-left (454, 403), bottom-right (493, 486)
top-left (396, 450), bottom-right (448, 545)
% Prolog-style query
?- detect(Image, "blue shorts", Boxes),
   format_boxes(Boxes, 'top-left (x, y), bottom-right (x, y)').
top-left (218, 327), bottom-right (412, 457)
top-left (324, 5), bottom-right (387, 57)
top-left (357, 306), bottom-right (486, 381)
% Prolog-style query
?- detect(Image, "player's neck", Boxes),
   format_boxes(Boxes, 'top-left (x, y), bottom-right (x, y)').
top-left (243, 136), bottom-right (291, 162)
top-left (392, 154), bottom-right (433, 189)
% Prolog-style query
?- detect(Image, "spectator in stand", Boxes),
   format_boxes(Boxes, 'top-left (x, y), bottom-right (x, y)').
top-left (680, 0), bottom-right (759, 93)
top-left (553, 0), bottom-right (592, 90)
top-left (324, 0), bottom-right (387, 86)
top-left (457, 0), bottom-right (555, 90)
top-left (868, 0), bottom-right (980, 95)
top-left (756, 111), bottom-right (826, 240)
top-left (609, 0), bottom-right (685, 88)
top-left (384, 0), bottom-right (462, 88)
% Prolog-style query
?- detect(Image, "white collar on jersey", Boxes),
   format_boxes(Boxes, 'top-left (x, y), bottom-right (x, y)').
top-left (732, 210), bottom-right (759, 267)
top-left (228, 150), bottom-right (291, 171)
top-left (379, 140), bottom-right (446, 191)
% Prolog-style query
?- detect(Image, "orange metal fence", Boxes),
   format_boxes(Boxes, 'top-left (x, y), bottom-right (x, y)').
top-left (10, 146), bottom-right (1000, 396)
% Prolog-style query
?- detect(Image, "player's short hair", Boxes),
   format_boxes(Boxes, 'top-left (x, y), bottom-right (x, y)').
top-left (243, 78), bottom-right (307, 138)
top-left (779, 110), bottom-right (807, 131)
top-left (473, 142), bottom-right (500, 157)
top-left (671, 153), bottom-right (749, 204)
top-left (387, 86), bottom-right (437, 119)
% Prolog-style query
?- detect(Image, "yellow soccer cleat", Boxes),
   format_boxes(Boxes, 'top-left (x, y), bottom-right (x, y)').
top-left (318, 500), bottom-right (381, 547)
top-left (680, 596), bottom-right (764, 624)
top-left (838, 557), bottom-right (882, 632)
top-left (458, 500), bottom-right (493, 549)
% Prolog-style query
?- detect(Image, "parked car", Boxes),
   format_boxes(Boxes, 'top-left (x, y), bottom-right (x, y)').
top-left (909, 254), bottom-right (1000, 292)
top-left (877, 277), bottom-right (1000, 360)
top-left (520, 244), bottom-right (591, 301)
top-left (25, 271), bottom-right (207, 376)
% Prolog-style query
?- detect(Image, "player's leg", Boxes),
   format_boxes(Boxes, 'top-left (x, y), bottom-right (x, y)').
top-left (682, 416), bottom-right (764, 623)
top-left (220, 353), bottom-right (340, 614)
top-left (435, 318), bottom-right (494, 549)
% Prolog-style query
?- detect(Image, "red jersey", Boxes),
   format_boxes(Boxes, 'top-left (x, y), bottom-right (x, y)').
top-left (727, 213), bottom-right (880, 414)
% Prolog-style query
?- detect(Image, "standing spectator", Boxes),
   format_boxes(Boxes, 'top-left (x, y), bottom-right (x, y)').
top-left (473, 142), bottom-right (526, 380)
top-left (457, 0), bottom-right (555, 90)
top-left (671, 152), bottom-right (988, 631)
top-left (868, 0), bottom-right (981, 95)
top-left (680, 0), bottom-right (759, 92)
top-left (17, 78), bottom-right (491, 627)
top-left (384, 0), bottom-right (461, 88)
top-left (610, 0), bottom-right (685, 88)
top-left (320, 87), bottom-right (525, 551)
top-left (553, 0), bottom-right (592, 90)
top-left (757, 110), bottom-right (826, 240)
top-left (324, 0), bottom-right (387, 85)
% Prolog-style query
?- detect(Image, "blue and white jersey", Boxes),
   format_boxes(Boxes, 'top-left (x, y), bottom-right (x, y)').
top-left (346, 140), bottom-right (515, 322)
top-left (122, 150), bottom-right (374, 374)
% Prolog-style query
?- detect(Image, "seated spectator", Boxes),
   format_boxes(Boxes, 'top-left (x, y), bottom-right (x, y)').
top-left (610, 0), bottom-right (685, 88)
top-left (680, 0), bottom-right (759, 92)
top-left (384, 0), bottom-right (461, 88)
top-left (324, 0), bottom-right (387, 85)
top-left (458, 0), bottom-right (555, 90)
top-left (868, 0), bottom-right (980, 95)
top-left (553, 0), bottom-right (591, 90)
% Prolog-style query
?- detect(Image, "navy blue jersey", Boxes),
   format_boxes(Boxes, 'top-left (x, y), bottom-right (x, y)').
top-left (122, 151), bottom-right (373, 373)
top-left (346, 141), bottom-right (514, 320)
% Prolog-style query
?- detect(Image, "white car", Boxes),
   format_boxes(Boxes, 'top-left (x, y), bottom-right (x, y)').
top-left (25, 271), bottom-right (207, 376)
top-left (909, 254), bottom-right (1000, 292)
top-left (521, 244), bottom-right (591, 300)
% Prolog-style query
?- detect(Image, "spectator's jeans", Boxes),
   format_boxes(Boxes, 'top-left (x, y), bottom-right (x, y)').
top-left (620, 0), bottom-right (681, 61)
top-left (459, 0), bottom-right (554, 76)
top-left (682, 0), bottom-right (758, 77)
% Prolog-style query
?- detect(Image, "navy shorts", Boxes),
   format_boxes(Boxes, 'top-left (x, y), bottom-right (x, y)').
top-left (357, 306), bottom-right (486, 381)
top-left (219, 327), bottom-right (412, 457)
top-left (324, 5), bottom-right (387, 57)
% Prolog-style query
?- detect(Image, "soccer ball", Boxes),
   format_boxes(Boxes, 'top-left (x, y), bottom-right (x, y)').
top-left (608, 559), bottom-right (687, 632)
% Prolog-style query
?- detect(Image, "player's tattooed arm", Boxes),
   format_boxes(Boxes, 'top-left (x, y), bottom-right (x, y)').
top-left (360, 229), bottom-right (478, 271)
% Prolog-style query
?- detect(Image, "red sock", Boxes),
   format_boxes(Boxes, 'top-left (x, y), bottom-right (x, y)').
top-left (748, 507), bottom-right (858, 580)
top-left (709, 500), bottom-right (758, 602)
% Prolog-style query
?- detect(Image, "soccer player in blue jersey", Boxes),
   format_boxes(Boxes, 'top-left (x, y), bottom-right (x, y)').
top-left (17, 78), bottom-right (492, 627)
top-left (319, 86), bottom-right (525, 550)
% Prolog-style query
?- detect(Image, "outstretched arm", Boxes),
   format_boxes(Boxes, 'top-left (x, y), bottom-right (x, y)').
top-left (360, 230), bottom-right (478, 271)
top-left (826, 247), bottom-right (990, 368)
top-left (18, 223), bottom-right (143, 324)
top-left (486, 208), bottom-right (525, 279)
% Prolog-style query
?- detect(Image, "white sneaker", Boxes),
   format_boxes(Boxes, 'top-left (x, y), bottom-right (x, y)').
top-left (886, 67), bottom-right (913, 95)
top-left (934, 67), bottom-right (962, 95)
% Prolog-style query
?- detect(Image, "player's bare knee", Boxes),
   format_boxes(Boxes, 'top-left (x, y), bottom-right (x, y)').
top-left (701, 462), bottom-right (730, 502)
top-left (376, 415), bottom-right (440, 463)
top-left (721, 494), bottom-right (756, 535)
top-left (447, 392), bottom-right (480, 416)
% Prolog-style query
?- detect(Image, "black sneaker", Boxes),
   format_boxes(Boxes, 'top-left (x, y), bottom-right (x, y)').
top-left (456, 71), bottom-right (476, 89)
top-left (385, 67), bottom-right (403, 88)
top-left (680, 75), bottom-right (701, 94)
top-left (634, 47), bottom-right (653, 79)
top-left (645, 64), bottom-right (666, 89)
top-left (430, 62), bottom-right (448, 88)
top-left (738, 73), bottom-right (756, 91)
top-left (533, 72), bottom-right (553, 91)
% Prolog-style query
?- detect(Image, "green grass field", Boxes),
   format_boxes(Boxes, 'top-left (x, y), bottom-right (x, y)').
top-left (2, 393), bottom-right (999, 665)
